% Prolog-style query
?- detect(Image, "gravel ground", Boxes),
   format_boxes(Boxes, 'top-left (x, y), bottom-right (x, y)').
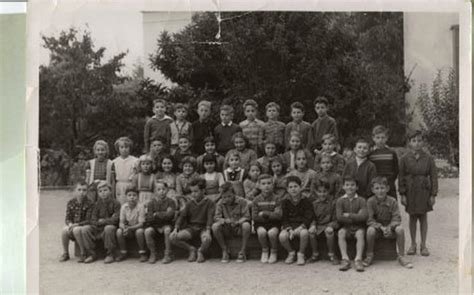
top-left (39, 179), bottom-right (459, 294)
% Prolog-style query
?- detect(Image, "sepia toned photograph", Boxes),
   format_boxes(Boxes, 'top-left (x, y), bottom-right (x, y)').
top-left (29, 1), bottom-right (469, 294)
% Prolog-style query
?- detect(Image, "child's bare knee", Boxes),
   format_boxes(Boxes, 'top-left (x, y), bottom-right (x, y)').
top-left (135, 228), bottom-right (144, 237)
top-left (394, 226), bottom-right (404, 235)
top-left (241, 222), bottom-right (251, 232)
top-left (300, 229), bottom-right (309, 238)
top-left (355, 230), bottom-right (365, 239)
top-left (366, 226), bottom-right (376, 236)
top-left (325, 227), bottom-right (334, 236)
top-left (211, 222), bottom-right (222, 233)
top-left (163, 226), bottom-right (172, 235)
top-left (279, 230), bottom-right (289, 241)
top-left (338, 229), bottom-right (346, 239)
top-left (257, 227), bottom-right (267, 237)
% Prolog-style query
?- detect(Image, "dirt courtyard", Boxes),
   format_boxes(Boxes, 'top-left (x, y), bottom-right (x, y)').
top-left (39, 179), bottom-right (459, 294)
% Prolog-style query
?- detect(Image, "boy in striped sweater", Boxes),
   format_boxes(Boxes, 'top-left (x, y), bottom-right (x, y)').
top-left (368, 125), bottom-right (399, 199)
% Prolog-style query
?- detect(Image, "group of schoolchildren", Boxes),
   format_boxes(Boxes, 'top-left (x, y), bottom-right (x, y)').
top-left (59, 96), bottom-right (439, 272)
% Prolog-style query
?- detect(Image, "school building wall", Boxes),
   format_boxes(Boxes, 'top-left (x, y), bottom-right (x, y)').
top-left (403, 12), bottom-right (459, 128)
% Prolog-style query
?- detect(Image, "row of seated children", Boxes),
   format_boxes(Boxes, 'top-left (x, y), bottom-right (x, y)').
top-left (60, 174), bottom-right (416, 273)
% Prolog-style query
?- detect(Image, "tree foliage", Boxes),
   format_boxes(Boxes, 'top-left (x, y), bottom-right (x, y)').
top-left (39, 28), bottom-right (161, 157)
top-left (417, 69), bottom-right (459, 166)
top-left (150, 12), bottom-right (409, 146)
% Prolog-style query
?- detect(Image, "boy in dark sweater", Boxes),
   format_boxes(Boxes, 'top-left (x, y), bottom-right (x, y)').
top-left (81, 181), bottom-right (121, 264)
top-left (170, 178), bottom-right (215, 263)
top-left (368, 125), bottom-right (399, 199)
top-left (191, 100), bottom-right (214, 155)
top-left (364, 177), bottom-right (412, 268)
top-left (309, 96), bottom-right (338, 153)
top-left (336, 177), bottom-right (368, 272)
top-left (212, 182), bottom-right (251, 263)
top-left (143, 98), bottom-right (173, 152)
top-left (144, 180), bottom-right (177, 264)
top-left (214, 104), bottom-right (242, 155)
top-left (252, 174), bottom-right (282, 264)
top-left (59, 182), bottom-right (94, 262)
top-left (342, 138), bottom-right (377, 198)
top-left (278, 176), bottom-right (313, 265)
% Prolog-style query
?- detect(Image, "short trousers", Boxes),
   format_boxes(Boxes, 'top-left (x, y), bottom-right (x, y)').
top-left (340, 227), bottom-right (365, 239)
top-left (150, 224), bottom-right (173, 234)
top-left (313, 224), bottom-right (336, 236)
top-left (181, 225), bottom-right (207, 239)
top-left (254, 224), bottom-right (280, 232)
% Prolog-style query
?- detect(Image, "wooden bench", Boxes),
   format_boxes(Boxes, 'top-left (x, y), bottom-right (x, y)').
top-left (74, 234), bottom-right (397, 261)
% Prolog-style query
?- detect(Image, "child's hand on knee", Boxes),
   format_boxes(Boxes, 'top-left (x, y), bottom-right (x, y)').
top-left (308, 225), bottom-right (316, 235)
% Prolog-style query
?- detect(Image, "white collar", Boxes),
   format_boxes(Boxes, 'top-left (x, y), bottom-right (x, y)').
top-left (342, 193), bottom-right (359, 199)
top-left (152, 114), bottom-right (172, 121)
top-left (221, 121), bottom-right (233, 127)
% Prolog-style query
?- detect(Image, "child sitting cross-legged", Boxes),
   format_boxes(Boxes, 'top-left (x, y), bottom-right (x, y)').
top-left (279, 176), bottom-right (313, 265)
top-left (212, 182), bottom-right (252, 263)
top-left (170, 178), bottom-right (215, 263)
top-left (144, 180), bottom-right (177, 264)
top-left (363, 177), bottom-right (413, 269)
top-left (59, 181), bottom-right (94, 262)
top-left (251, 174), bottom-right (282, 264)
top-left (115, 186), bottom-right (146, 262)
top-left (336, 177), bottom-right (368, 272)
top-left (308, 180), bottom-right (339, 264)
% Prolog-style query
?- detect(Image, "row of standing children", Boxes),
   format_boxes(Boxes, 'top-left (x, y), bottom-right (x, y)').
top-left (61, 96), bottom-right (438, 270)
